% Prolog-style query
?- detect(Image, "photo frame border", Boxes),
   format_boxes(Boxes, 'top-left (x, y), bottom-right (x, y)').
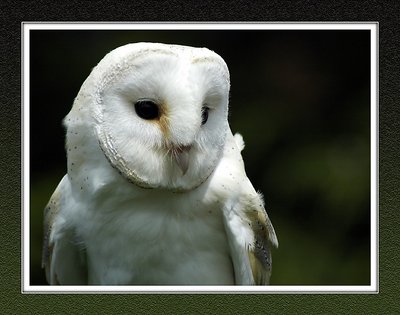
top-left (22, 22), bottom-right (378, 294)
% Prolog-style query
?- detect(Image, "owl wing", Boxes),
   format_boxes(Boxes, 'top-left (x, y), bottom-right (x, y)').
top-left (223, 187), bottom-right (278, 285)
top-left (220, 133), bottom-right (278, 285)
top-left (42, 175), bottom-right (87, 284)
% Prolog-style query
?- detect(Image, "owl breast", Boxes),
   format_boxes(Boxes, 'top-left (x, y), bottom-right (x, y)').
top-left (79, 188), bottom-right (235, 285)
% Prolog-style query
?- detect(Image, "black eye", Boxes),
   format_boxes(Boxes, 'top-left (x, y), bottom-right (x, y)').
top-left (201, 106), bottom-right (209, 125)
top-left (134, 100), bottom-right (159, 120)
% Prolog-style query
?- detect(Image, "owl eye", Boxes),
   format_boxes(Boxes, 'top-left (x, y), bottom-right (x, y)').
top-left (134, 100), bottom-right (160, 120)
top-left (201, 106), bottom-right (209, 125)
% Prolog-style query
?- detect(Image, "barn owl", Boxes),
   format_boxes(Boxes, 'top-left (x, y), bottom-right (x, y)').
top-left (42, 42), bottom-right (278, 285)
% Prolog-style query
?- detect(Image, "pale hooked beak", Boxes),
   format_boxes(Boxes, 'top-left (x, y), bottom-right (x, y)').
top-left (172, 145), bottom-right (192, 175)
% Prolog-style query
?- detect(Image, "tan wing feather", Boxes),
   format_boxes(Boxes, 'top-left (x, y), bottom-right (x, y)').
top-left (42, 181), bottom-right (63, 282)
top-left (244, 193), bottom-right (278, 285)
top-left (41, 175), bottom-right (87, 284)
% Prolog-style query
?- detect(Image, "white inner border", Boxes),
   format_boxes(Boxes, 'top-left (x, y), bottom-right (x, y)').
top-left (22, 22), bottom-right (378, 294)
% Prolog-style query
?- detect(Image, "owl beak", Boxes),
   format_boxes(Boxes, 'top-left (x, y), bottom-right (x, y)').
top-left (173, 145), bottom-right (192, 175)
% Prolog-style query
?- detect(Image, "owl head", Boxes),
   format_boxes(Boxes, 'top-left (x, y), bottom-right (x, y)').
top-left (64, 43), bottom-right (230, 192)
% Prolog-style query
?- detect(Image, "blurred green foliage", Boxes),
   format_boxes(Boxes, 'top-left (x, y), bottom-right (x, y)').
top-left (29, 29), bottom-right (371, 285)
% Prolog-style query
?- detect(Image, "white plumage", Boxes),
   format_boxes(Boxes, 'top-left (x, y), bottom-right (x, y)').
top-left (42, 42), bottom-right (278, 285)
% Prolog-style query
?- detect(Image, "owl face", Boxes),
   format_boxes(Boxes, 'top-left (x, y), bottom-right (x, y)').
top-left (66, 43), bottom-right (230, 191)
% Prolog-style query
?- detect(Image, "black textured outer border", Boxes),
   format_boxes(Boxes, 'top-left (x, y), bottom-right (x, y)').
top-left (1, 1), bottom-right (399, 313)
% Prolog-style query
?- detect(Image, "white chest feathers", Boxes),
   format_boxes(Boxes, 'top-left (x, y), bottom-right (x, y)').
top-left (79, 191), bottom-right (234, 285)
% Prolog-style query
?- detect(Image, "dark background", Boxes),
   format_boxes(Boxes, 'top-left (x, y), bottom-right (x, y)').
top-left (29, 29), bottom-right (371, 286)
